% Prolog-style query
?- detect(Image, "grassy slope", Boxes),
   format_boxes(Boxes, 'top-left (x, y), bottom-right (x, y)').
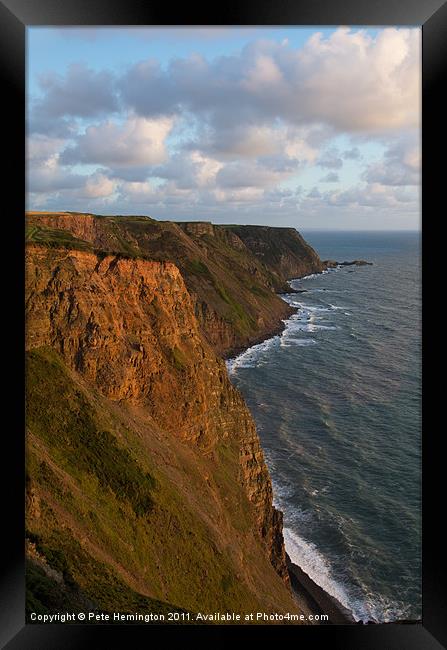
top-left (25, 223), bottom-right (94, 252)
top-left (25, 347), bottom-right (297, 619)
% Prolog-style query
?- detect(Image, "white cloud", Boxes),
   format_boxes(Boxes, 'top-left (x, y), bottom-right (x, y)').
top-left (213, 186), bottom-right (265, 203)
top-left (61, 115), bottom-right (174, 167)
top-left (216, 160), bottom-right (292, 189)
top-left (296, 28), bottom-right (420, 131)
top-left (189, 151), bottom-right (223, 187)
top-left (27, 152), bottom-right (84, 193)
top-left (27, 135), bottom-right (66, 162)
top-left (323, 182), bottom-right (418, 210)
top-left (84, 173), bottom-right (117, 198)
top-left (242, 54), bottom-right (284, 91)
top-left (118, 27), bottom-right (420, 135)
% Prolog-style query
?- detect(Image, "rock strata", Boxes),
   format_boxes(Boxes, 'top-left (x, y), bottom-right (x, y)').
top-left (25, 236), bottom-right (302, 616)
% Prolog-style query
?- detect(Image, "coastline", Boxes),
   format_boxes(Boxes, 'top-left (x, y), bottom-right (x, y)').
top-left (222, 304), bottom-right (297, 361)
top-left (226, 261), bottom-right (420, 626)
top-left (222, 269), bottom-right (328, 360)
top-left (225, 268), bottom-right (358, 625)
top-left (287, 555), bottom-right (356, 625)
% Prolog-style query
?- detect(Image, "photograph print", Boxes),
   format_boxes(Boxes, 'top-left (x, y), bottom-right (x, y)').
top-left (25, 25), bottom-right (421, 627)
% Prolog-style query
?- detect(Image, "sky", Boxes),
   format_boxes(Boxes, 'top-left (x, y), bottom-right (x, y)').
top-left (26, 26), bottom-right (421, 230)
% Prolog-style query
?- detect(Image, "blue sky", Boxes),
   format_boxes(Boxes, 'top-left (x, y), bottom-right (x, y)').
top-left (27, 26), bottom-right (421, 230)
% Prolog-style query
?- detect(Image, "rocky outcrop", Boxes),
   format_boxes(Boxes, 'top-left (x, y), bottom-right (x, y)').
top-left (179, 221), bottom-right (216, 238)
top-left (25, 244), bottom-right (290, 590)
top-left (323, 259), bottom-right (373, 268)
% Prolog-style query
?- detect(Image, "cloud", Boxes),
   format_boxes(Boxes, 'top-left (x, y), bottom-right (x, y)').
top-left (61, 115), bottom-right (174, 167)
top-left (27, 135), bottom-right (66, 162)
top-left (27, 161), bottom-right (85, 193)
top-left (320, 172), bottom-right (339, 182)
top-left (152, 149), bottom-right (305, 193)
top-left (216, 160), bottom-right (291, 189)
top-left (318, 149), bottom-right (343, 169)
top-left (241, 53), bottom-right (284, 91)
top-left (343, 147), bottom-right (361, 160)
top-left (213, 186), bottom-right (265, 204)
top-left (34, 64), bottom-right (118, 119)
top-left (323, 182), bottom-right (418, 210)
top-left (117, 180), bottom-right (159, 202)
top-left (117, 27), bottom-right (420, 135)
top-left (118, 59), bottom-right (178, 118)
top-left (28, 114), bottom-right (77, 138)
top-left (26, 175), bottom-right (420, 229)
top-left (27, 136), bottom-right (85, 192)
top-left (154, 151), bottom-right (224, 189)
top-left (84, 173), bottom-right (117, 198)
top-left (295, 28), bottom-right (420, 131)
top-left (190, 123), bottom-right (323, 170)
top-left (27, 27), bottom-right (421, 228)
top-left (307, 187), bottom-right (322, 199)
top-left (362, 135), bottom-right (420, 186)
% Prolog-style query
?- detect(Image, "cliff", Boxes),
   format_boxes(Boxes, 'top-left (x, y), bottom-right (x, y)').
top-left (224, 225), bottom-right (324, 284)
top-left (25, 212), bottom-right (326, 620)
top-left (26, 213), bottom-right (324, 357)
top-left (25, 243), bottom-right (297, 618)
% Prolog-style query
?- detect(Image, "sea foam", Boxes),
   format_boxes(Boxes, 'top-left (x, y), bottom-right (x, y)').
top-left (282, 527), bottom-right (406, 623)
top-left (283, 527), bottom-right (357, 617)
top-left (226, 335), bottom-right (280, 374)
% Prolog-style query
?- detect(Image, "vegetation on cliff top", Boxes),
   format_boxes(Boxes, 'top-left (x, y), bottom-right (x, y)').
top-left (26, 224), bottom-right (94, 252)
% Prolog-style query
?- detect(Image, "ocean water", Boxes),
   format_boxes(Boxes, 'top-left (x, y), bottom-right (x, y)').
top-left (227, 231), bottom-right (421, 623)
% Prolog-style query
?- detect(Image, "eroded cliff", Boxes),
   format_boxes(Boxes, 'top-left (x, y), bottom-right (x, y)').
top-left (26, 212), bottom-right (324, 356)
top-left (25, 243), bottom-right (296, 617)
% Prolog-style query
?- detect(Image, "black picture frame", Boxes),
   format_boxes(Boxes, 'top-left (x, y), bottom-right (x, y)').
top-left (1, 1), bottom-right (444, 647)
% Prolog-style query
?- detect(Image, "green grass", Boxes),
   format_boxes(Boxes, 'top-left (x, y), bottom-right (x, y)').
top-left (25, 347), bottom-right (273, 615)
top-left (169, 346), bottom-right (188, 371)
top-left (26, 348), bottom-right (156, 518)
top-left (26, 225), bottom-right (93, 251)
top-left (26, 544), bottom-right (193, 622)
top-left (213, 281), bottom-right (256, 335)
top-left (250, 285), bottom-right (269, 298)
top-left (186, 259), bottom-right (213, 279)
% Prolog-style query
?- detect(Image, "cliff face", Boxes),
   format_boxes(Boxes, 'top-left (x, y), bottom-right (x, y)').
top-left (225, 225), bottom-right (324, 282)
top-left (26, 213), bottom-right (323, 356)
top-left (25, 243), bottom-right (295, 616)
top-left (24, 212), bottom-right (325, 617)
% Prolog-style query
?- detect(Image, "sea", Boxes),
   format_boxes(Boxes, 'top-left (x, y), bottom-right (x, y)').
top-left (227, 231), bottom-right (421, 623)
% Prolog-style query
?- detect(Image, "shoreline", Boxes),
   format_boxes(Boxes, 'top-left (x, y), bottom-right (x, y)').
top-left (222, 267), bottom-right (331, 360)
top-left (286, 554), bottom-right (356, 625)
top-left (226, 264), bottom-right (419, 625)
top-left (222, 304), bottom-right (297, 361)
top-left (225, 268), bottom-right (358, 625)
